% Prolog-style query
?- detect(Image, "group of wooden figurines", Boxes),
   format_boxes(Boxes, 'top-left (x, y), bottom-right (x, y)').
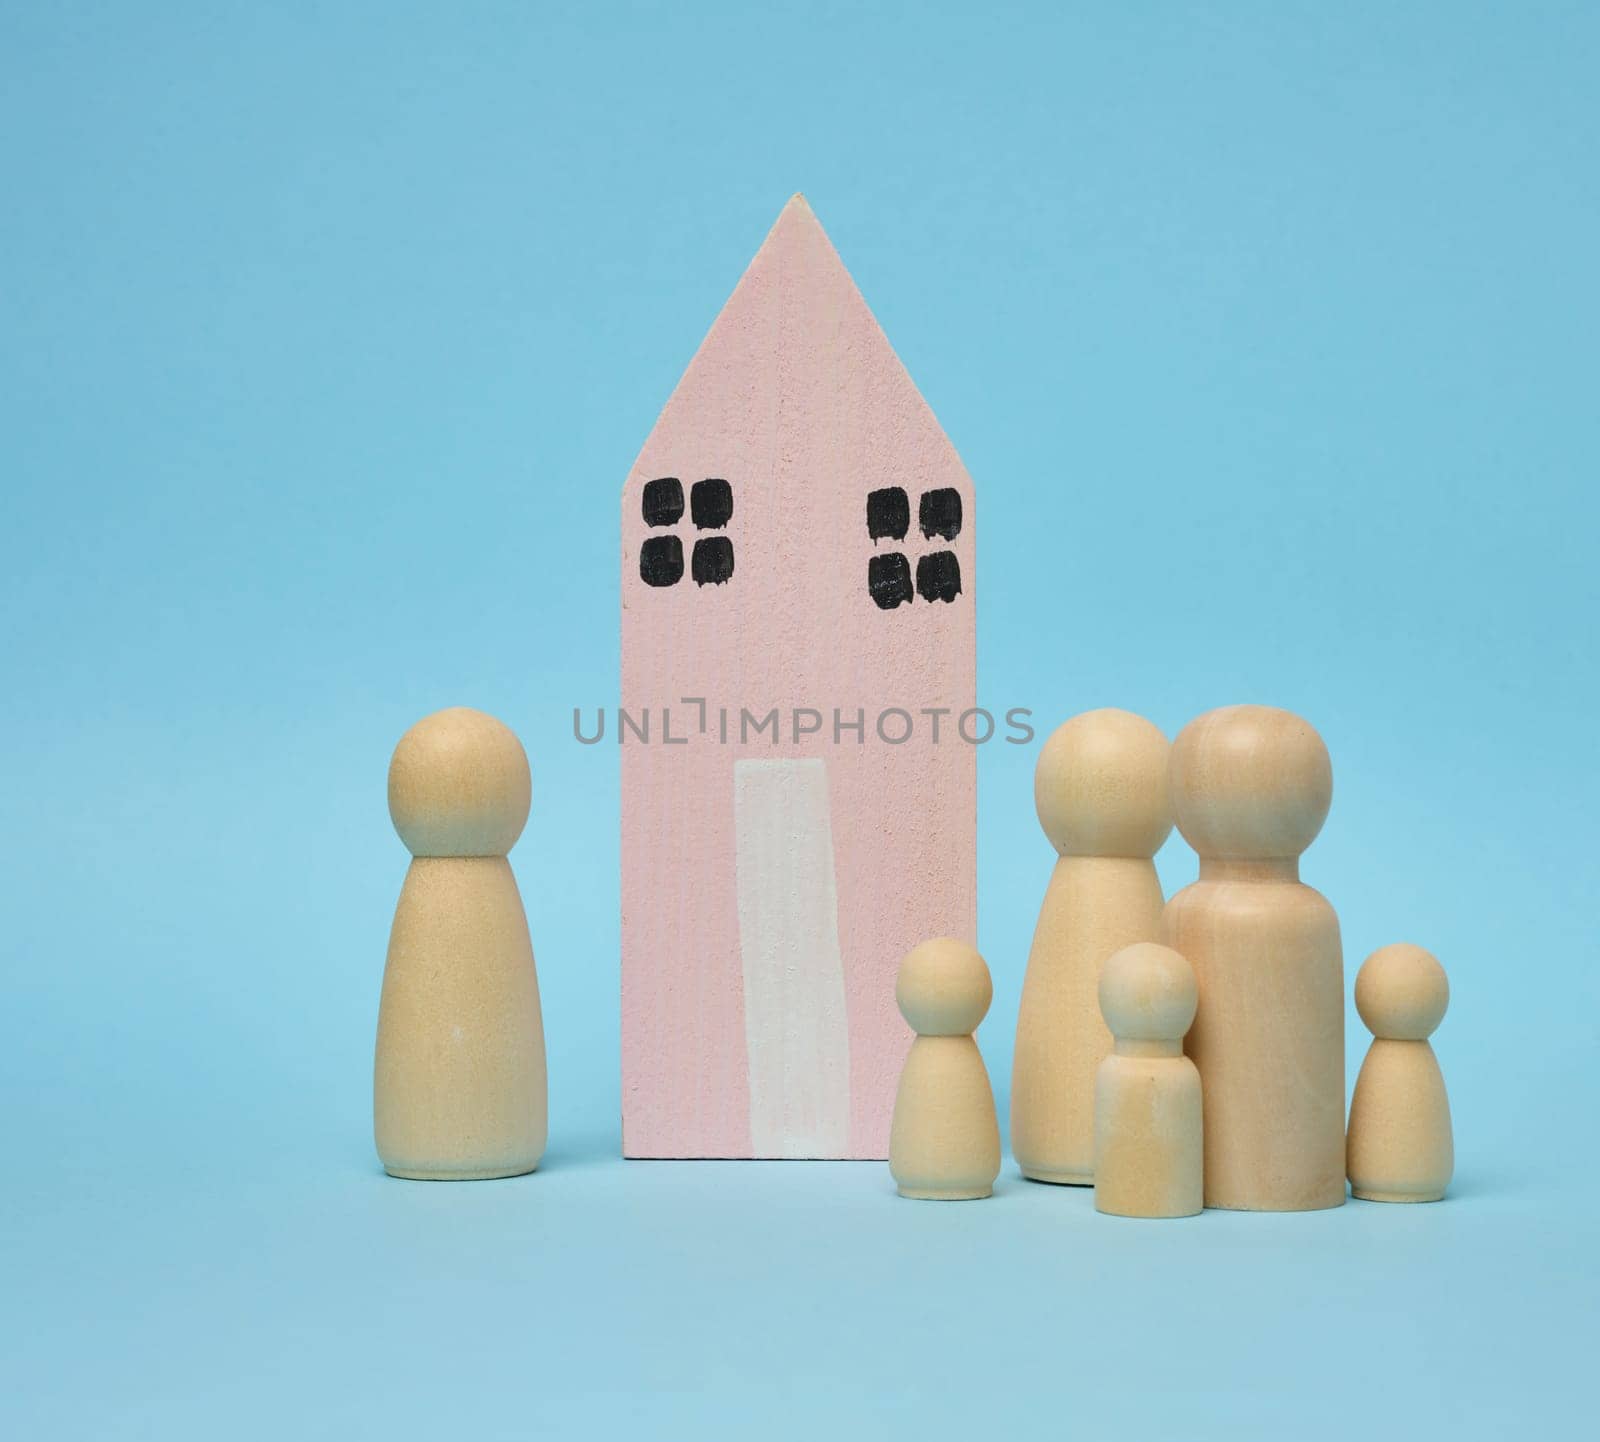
top-left (371, 703), bottom-right (1453, 1212)
top-left (890, 705), bottom-right (1454, 1215)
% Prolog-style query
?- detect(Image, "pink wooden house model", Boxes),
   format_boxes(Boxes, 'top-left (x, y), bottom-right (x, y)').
top-left (621, 196), bottom-right (977, 1159)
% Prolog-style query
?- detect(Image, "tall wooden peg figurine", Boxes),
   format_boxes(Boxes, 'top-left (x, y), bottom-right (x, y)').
top-left (1094, 943), bottom-right (1203, 1219)
top-left (1012, 709), bottom-right (1172, 1186)
top-left (1347, 944), bottom-right (1454, 1203)
top-left (1164, 705), bottom-right (1346, 1211)
top-left (374, 707), bottom-right (547, 1180)
top-left (889, 939), bottom-right (1001, 1200)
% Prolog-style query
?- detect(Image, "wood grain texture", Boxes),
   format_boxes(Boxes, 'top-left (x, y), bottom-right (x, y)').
top-left (375, 709), bottom-right (546, 1180)
top-left (375, 858), bottom-right (547, 1179)
top-left (1011, 711), bottom-right (1172, 1185)
top-left (1347, 944), bottom-right (1453, 1202)
top-left (889, 939), bottom-right (1000, 1200)
top-left (620, 196), bottom-right (977, 1158)
top-left (1093, 943), bottom-right (1203, 1219)
top-left (1163, 706), bottom-right (1346, 1211)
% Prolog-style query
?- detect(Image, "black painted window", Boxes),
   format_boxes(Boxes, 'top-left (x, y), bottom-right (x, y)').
top-left (640, 477), bottom-right (733, 587)
top-left (691, 478), bottom-right (734, 530)
top-left (869, 553), bottom-right (915, 610)
top-left (640, 535), bottom-right (684, 587)
top-left (642, 477), bottom-right (684, 527)
top-left (867, 487), bottom-right (910, 541)
top-left (867, 485), bottom-right (965, 609)
top-left (919, 488), bottom-right (962, 541)
top-left (693, 536), bottom-right (735, 586)
top-left (916, 550), bottom-right (962, 603)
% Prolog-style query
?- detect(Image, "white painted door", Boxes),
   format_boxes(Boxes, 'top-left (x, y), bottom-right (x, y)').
top-left (732, 758), bottom-right (852, 1157)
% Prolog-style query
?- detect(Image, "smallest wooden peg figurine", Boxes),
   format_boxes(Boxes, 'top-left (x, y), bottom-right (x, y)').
top-left (1347, 943), bottom-right (1453, 1203)
top-left (1094, 942), bottom-right (1203, 1219)
top-left (889, 938), bottom-right (1001, 1200)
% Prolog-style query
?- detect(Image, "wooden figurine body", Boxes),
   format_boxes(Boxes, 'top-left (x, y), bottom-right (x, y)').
top-left (1347, 943), bottom-right (1453, 1202)
top-left (1011, 710), bottom-right (1171, 1184)
top-left (890, 938), bottom-right (1000, 1200)
top-left (374, 708), bottom-right (547, 1180)
top-left (1163, 705), bottom-right (1345, 1211)
top-left (1094, 942), bottom-right (1203, 1219)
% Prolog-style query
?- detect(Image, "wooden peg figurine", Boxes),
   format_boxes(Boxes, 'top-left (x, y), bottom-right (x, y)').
top-left (1347, 944), bottom-right (1454, 1203)
top-left (1012, 709), bottom-right (1172, 1185)
top-left (374, 707), bottom-right (547, 1180)
top-left (889, 938), bottom-right (1001, 1200)
top-left (1163, 705), bottom-right (1346, 1211)
top-left (1094, 942), bottom-right (1203, 1219)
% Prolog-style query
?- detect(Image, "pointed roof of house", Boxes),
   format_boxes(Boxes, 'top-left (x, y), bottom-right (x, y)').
top-left (626, 194), bottom-right (966, 497)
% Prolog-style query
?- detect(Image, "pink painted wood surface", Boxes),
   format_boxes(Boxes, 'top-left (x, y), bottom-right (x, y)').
top-left (620, 196), bottom-right (977, 1158)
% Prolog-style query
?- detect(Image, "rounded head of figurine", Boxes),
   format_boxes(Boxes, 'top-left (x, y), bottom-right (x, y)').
top-left (1355, 943), bottom-right (1448, 1040)
top-left (1098, 942), bottom-right (1198, 1043)
top-left (1034, 709), bottom-right (1173, 859)
top-left (896, 937), bottom-right (992, 1037)
top-left (1168, 705), bottom-right (1331, 861)
top-left (388, 707), bottom-right (531, 857)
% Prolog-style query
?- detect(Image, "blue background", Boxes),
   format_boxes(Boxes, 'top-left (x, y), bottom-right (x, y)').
top-left (3, 2), bottom-right (1596, 1436)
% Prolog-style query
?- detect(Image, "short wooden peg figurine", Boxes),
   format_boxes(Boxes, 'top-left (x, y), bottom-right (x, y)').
top-left (374, 707), bottom-right (548, 1180)
top-left (1347, 944), bottom-right (1454, 1203)
top-left (889, 938), bottom-right (1001, 1200)
top-left (1094, 943), bottom-right (1203, 1219)
top-left (1012, 709), bottom-right (1172, 1186)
